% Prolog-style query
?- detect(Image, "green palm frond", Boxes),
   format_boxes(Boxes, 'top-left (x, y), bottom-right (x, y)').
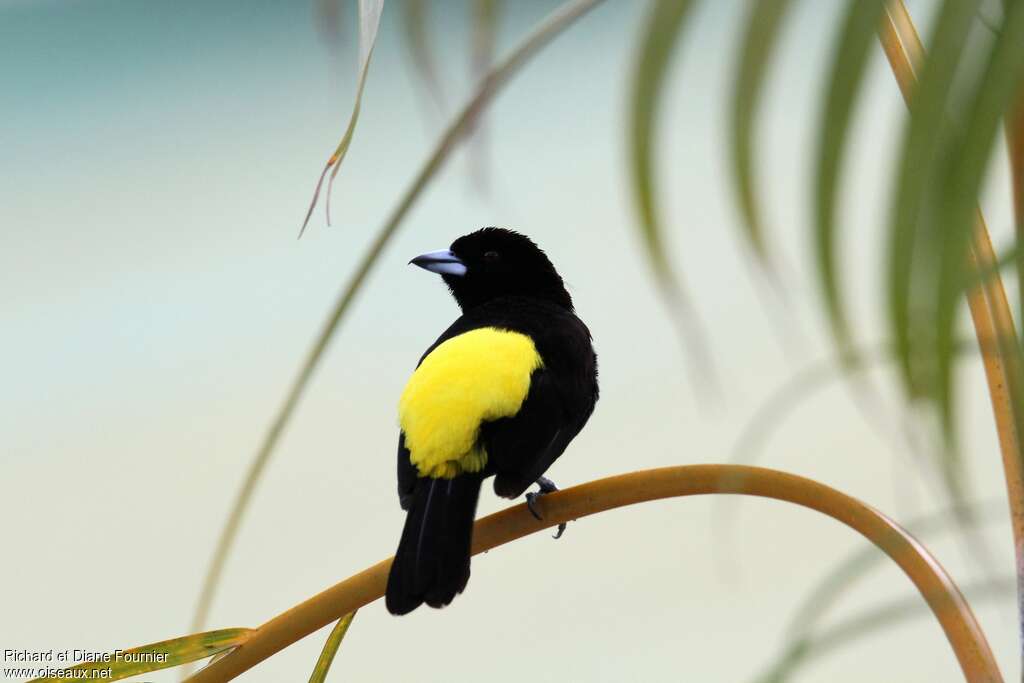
top-left (730, 0), bottom-right (796, 265)
top-left (813, 0), bottom-right (887, 358)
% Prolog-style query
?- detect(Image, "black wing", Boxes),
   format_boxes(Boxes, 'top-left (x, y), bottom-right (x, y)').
top-left (484, 308), bottom-right (598, 499)
top-left (484, 366), bottom-right (588, 499)
top-left (397, 432), bottom-right (417, 510)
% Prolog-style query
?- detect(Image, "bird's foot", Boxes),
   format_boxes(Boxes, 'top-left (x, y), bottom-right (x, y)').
top-left (525, 477), bottom-right (567, 539)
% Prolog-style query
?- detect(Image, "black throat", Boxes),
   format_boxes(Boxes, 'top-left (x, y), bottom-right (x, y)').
top-left (443, 273), bottom-right (574, 313)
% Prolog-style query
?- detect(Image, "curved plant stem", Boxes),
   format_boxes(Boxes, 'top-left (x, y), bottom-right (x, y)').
top-left (188, 0), bottom-right (606, 639)
top-left (968, 221), bottom-right (1024, 673)
top-left (187, 465), bottom-right (1002, 683)
top-left (881, 1), bottom-right (1024, 669)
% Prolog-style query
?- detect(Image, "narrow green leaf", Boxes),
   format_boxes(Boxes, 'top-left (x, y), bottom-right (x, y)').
top-left (1006, 90), bottom-right (1024, 338)
top-left (301, 0), bottom-right (386, 236)
top-left (29, 628), bottom-right (252, 683)
top-left (886, 0), bottom-right (981, 398)
top-left (813, 0), bottom-right (886, 358)
top-left (308, 612), bottom-right (357, 683)
top-left (933, 0), bottom-right (1024, 445)
top-left (191, 0), bottom-right (605, 641)
top-left (730, 0), bottom-right (795, 263)
top-left (629, 0), bottom-right (720, 391)
top-left (629, 0), bottom-right (695, 284)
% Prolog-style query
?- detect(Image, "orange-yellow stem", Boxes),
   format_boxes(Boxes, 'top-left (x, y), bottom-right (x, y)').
top-left (187, 465), bottom-right (1002, 683)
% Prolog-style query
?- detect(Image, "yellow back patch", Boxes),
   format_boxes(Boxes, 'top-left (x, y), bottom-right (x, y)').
top-left (399, 327), bottom-right (543, 479)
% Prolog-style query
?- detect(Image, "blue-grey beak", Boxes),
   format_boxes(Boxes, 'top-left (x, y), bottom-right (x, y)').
top-left (409, 249), bottom-right (467, 277)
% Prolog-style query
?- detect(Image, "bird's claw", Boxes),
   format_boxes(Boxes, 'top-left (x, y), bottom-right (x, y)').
top-left (525, 491), bottom-right (545, 521)
top-left (525, 477), bottom-right (567, 539)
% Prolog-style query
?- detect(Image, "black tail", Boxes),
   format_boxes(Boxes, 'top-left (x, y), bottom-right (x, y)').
top-left (385, 473), bottom-right (484, 615)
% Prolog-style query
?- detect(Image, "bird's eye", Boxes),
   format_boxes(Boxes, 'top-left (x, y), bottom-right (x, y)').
top-left (483, 250), bottom-right (500, 262)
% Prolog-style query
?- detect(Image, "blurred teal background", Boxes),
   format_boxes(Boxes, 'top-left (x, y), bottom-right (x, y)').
top-left (1, 0), bottom-right (1018, 681)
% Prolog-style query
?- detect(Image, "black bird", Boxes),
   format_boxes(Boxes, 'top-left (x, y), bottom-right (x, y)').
top-left (385, 227), bottom-right (599, 615)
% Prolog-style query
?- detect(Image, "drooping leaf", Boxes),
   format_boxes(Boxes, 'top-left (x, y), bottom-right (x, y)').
top-left (629, 0), bottom-right (694, 284)
top-left (1006, 87), bottom-right (1024, 332)
top-left (629, 0), bottom-right (720, 391)
top-left (308, 612), bottom-right (357, 683)
top-left (885, 0), bottom-right (981, 399)
top-left (932, 0), bottom-right (1024, 446)
top-left (813, 0), bottom-right (886, 359)
top-left (29, 628), bottom-right (252, 683)
top-left (730, 0), bottom-right (796, 264)
top-left (301, 0), bottom-right (386, 236)
top-left (191, 0), bottom-right (606, 641)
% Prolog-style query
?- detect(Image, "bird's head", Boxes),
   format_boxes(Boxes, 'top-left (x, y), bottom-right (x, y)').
top-left (410, 227), bottom-right (573, 311)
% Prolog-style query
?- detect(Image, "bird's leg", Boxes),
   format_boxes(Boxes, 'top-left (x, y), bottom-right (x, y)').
top-left (525, 476), bottom-right (567, 539)
top-left (525, 477), bottom-right (557, 520)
